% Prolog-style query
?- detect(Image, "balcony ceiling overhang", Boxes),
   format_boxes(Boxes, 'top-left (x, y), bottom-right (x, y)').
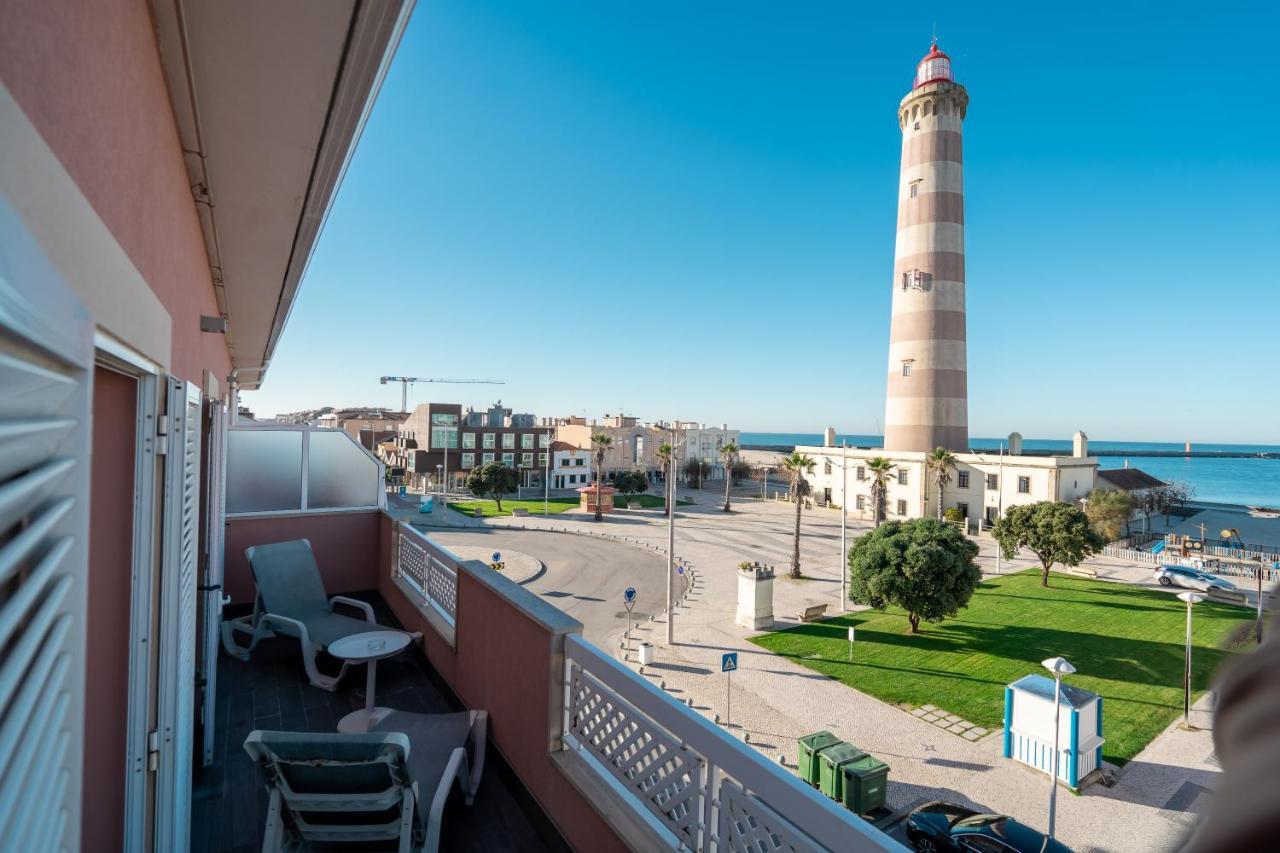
top-left (151, 0), bottom-right (413, 389)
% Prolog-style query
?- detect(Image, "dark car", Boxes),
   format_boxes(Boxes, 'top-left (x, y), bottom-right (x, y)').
top-left (905, 802), bottom-right (1072, 853)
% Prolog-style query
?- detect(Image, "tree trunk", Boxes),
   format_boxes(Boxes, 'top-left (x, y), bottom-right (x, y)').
top-left (936, 477), bottom-right (944, 521)
top-left (495, 493), bottom-right (503, 512)
top-left (594, 456), bottom-right (603, 522)
top-left (723, 462), bottom-right (732, 512)
top-left (791, 480), bottom-right (802, 579)
top-left (1041, 559), bottom-right (1052, 587)
top-left (908, 613), bottom-right (920, 634)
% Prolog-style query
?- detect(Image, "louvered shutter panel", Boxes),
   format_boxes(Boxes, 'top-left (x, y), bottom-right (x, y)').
top-left (0, 246), bottom-right (93, 849)
top-left (155, 378), bottom-right (201, 852)
top-left (199, 400), bottom-right (226, 766)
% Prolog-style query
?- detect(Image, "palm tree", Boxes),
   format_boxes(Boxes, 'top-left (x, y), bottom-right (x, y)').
top-left (780, 452), bottom-right (816, 579)
top-left (925, 447), bottom-right (957, 521)
top-left (656, 441), bottom-right (674, 515)
top-left (719, 441), bottom-right (739, 512)
top-left (590, 433), bottom-right (612, 521)
top-left (865, 456), bottom-right (897, 526)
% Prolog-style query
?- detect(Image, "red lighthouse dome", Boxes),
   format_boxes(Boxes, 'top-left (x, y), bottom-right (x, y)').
top-left (913, 43), bottom-right (953, 88)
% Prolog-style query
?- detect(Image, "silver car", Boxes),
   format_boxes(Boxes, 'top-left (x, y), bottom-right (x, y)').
top-left (1154, 565), bottom-right (1237, 593)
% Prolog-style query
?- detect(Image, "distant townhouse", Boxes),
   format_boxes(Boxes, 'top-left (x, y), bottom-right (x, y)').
top-left (394, 401), bottom-right (551, 491)
top-left (547, 414), bottom-right (742, 483)
top-left (674, 421), bottom-right (742, 481)
top-left (549, 414), bottom-right (664, 477)
top-left (800, 430), bottom-right (1098, 530)
top-left (549, 441), bottom-right (593, 489)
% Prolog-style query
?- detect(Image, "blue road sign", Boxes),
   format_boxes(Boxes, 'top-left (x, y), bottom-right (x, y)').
top-left (721, 652), bottom-right (738, 673)
top-left (492, 552), bottom-right (502, 562)
top-left (399, 485), bottom-right (406, 496)
top-left (676, 563), bottom-right (685, 575)
top-left (624, 586), bottom-right (637, 603)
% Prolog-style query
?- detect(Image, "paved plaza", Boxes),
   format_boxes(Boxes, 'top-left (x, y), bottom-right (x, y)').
top-left (392, 488), bottom-right (1272, 852)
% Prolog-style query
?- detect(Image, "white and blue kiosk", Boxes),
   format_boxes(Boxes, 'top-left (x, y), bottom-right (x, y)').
top-left (1003, 674), bottom-right (1104, 789)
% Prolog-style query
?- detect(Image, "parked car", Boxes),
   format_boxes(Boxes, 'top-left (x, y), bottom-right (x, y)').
top-left (1154, 565), bottom-right (1237, 594)
top-left (905, 802), bottom-right (1072, 853)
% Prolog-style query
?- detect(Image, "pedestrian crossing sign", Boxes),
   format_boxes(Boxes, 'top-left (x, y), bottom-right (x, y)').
top-left (722, 652), bottom-right (738, 673)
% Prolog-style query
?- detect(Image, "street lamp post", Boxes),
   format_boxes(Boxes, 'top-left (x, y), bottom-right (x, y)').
top-left (820, 443), bottom-right (853, 612)
top-left (666, 425), bottom-right (681, 645)
top-left (1177, 591), bottom-right (1205, 728)
top-left (544, 429), bottom-right (551, 517)
top-left (435, 464), bottom-right (443, 506)
top-left (1041, 655), bottom-right (1076, 841)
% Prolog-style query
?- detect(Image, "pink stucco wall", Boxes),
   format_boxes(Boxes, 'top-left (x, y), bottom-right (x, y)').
top-left (223, 512), bottom-right (383, 605)
top-left (85, 367), bottom-right (137, 853)
top-left (0, 0), bottom-right (231, 387)
top-left (377, 514), bottom-right (627, 852)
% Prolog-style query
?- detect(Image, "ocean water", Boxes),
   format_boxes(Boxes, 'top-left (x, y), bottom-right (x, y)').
top-left (740, 433), bottom-right (1280, 507)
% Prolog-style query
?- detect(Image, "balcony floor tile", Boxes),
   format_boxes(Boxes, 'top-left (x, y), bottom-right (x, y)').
top-left (193, 592), bottom-right (556, 851)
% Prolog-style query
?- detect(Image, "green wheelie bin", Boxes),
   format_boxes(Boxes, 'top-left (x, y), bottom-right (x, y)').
top-left (796, 732), bottom-right (842, 787)
top-left (840, 755), bottom-right (890, 815)
top-left (817, 742), bottom-right (866, 800)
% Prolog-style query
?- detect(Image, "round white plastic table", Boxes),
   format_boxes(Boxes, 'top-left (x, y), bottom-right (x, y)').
top-left (328, 630), bottom-right (412, 733)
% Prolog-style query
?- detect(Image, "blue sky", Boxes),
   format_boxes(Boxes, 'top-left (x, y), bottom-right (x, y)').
top-left (245, 1), bottom-right (1279, 444)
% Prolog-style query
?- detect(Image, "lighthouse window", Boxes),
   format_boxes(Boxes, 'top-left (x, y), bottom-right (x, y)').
top-left (901, 361), bottom-right (913, 377)
top-left (910, 182), bottom-right (919, 198)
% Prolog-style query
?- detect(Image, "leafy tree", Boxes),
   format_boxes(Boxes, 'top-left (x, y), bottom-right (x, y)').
top-left (865, 457), bottom-right (897, 526)
top-left (943, 506), bottom-right (965, 524)
top-left (730, 460), bottom-right (754, 485)
top-left (465, 462), bottom-right (518, 512)
top-left (1085, 489), bottom-right (1135, 542)
top-left (780, 452), bottom-right (816, 579)
top-left (684, 458), bottom-right (710, 488)
top-left (993, 501), bottom-right (1104, 588)
top-left (925, 447), bottom-right (957, 521)
top-left (848, 518), bottom-right (981, 634)
top-left (1164, 480), bottom-right (1196, 522)
top-left (590, 433), bottom-right (613, 521)
top-left (614, 470), bottom-right (648, 494)
top-left (719, 441), bottom-right (739, 512)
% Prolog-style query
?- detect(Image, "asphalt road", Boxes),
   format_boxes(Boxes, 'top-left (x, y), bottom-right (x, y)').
top-left (425, 528), bottom-right (687, 646)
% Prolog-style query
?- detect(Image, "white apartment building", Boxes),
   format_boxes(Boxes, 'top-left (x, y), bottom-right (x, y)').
top-left (675, 421), bottom-right (742, 480)
top-left (799, 431), bottom-right (1097, 528)
top-left (549, 441), bottom-right (593, 490)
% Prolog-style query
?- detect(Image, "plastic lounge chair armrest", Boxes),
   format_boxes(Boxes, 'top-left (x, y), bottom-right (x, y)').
top-left (425, 747), bottom-right (471, 853)
top-left (330, 595), bottom-right (376, 622)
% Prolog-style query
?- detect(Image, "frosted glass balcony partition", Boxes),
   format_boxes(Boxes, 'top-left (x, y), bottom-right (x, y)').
top-left (226, 426), bottom-right (385, 516)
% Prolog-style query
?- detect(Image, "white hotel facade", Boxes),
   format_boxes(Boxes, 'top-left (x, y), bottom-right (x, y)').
top-left (798, 431), bottom-right (1097, 528)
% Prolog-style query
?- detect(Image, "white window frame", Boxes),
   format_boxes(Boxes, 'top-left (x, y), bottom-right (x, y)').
top-left (521, 433), bottom-right (534, 449)
top-left (483, 433), bottom-right (495, 449)
top-left (461, 452), bottom-right (475, 469)
top-left (502, 433), bottom-right (515, 449)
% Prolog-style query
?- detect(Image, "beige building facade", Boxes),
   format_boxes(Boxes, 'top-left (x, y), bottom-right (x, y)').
top-left (799, 431), bottom-right (1097, 528)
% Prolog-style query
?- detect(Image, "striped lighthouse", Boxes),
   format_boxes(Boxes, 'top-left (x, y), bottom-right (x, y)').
top-left (884, 43), bottom-right (970, 453)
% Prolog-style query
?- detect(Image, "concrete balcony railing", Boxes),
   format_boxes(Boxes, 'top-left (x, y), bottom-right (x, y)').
top-left (221, 426), bottom-right (904, 850)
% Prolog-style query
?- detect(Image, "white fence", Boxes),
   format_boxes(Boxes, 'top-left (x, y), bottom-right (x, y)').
top-left (394, 523), bottom-right (458, 624)
top-left (562, 634), bottom-right (903, 852)
top-left (1101, 545), bottom-right (1158, 564)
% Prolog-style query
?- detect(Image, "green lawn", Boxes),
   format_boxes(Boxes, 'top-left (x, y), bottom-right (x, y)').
top-left (448, 498), bottom-right (579, 517)
top-left (750, 570), bottom-right (1252, 766)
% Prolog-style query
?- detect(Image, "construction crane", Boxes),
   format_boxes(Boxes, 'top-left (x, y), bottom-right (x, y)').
top-left (379, 376), bottom-right (505, 413)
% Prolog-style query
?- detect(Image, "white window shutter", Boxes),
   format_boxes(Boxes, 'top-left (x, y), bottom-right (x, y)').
top-left (155, 378), bottom-right (202, 853)
top-left (199, 400), bottom-right (226, 767)
top-left (0, 214), bottom-right (94, 851)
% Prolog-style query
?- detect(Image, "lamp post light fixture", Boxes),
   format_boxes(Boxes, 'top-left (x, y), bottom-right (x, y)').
top-left (1177, 591), bottom-right (1205, 729)
top-left (1040, 655), bottom-right (1076, 841)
